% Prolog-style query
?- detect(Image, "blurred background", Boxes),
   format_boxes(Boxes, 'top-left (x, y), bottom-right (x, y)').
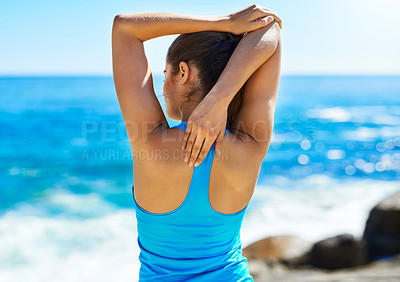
top-left (1, 0), bottom-right (399, 281)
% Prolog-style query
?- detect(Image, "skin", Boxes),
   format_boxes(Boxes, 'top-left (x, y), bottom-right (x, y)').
top-left (162, 61), bottom-right (203, 122)
top-left (112, 5), bottom-right (281, 214)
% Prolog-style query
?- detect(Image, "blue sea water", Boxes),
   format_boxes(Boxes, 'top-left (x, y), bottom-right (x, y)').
top-left (1, 75), bottom-right (399, 281)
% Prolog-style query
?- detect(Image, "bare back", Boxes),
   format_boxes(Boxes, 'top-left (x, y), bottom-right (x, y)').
top-left (133, 126), bottom-right (263, 215)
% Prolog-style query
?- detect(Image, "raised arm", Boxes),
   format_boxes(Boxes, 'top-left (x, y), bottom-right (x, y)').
top-left (209, 21), bottom-right (281, 153)
top-left (183, 18), bottom-right (281, 166)
top-left (111, 6), bottom-right (280, 151)
top-left (112, 13), bottom-right (224, 150)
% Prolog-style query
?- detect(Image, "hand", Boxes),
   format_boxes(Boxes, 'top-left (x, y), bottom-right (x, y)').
top-left (181, 96), bottom-right (228, 167)
top-left (226, 4), bottom-right (282, 35)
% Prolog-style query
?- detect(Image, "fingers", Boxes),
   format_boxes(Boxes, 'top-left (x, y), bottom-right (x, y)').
top-left (251, 7), bottom-right (270, 22)
top-left (261, 8), bottom-right (282, 29)
top-left (258, 14), bottom-right (282, 29)
top-left (182, 122), bottom-right (219, 167)
top-left (193, 139), bottom-right (213, 167)
top-left (187, 133), bottom-right (204, 167)
top-left (269, 14), bottom-right (282, 29)
top-left (251, 5), bottom-right (283, 29)
top-left (181, 124), bottom-right (192, 150)
top-left (183, 126), bottom-right (197, 163)
top-left (251, 16), bottom-right (274, 29)
top-left (214, 130), bottom-right (224, 156)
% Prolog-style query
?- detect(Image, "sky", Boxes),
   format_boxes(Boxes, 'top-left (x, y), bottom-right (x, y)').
top-left (0, 0), bottom-right (399, 76)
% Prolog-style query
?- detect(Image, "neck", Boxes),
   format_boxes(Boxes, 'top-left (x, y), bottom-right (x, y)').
top-left (180, 95), bottom-right (203, 122)
top-left (180, 104), bottom-right (196, 122)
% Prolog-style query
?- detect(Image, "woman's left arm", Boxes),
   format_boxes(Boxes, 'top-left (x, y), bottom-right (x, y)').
top-left (112, 8), bottom-right (280, 149)
top-left (112, 13), bottom-right (230, 150)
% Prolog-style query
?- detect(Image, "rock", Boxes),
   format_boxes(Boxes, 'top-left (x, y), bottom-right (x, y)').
top-left (363, 191), bottom-right (400, 261)
top-left (248, 259), bottom-right (290, 281)
top-left (247, 259), bottom-right (270, 279)
top-left (309, 233), bottom-right (367, 270)
top-left (242, 235), bottom-right (312, 267)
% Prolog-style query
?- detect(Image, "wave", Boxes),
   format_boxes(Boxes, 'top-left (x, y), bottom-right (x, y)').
top-left (1, 175), bottom-right (399, 281)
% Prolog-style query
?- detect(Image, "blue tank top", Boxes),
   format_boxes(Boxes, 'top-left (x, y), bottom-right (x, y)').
top-left (132, 121), bottom-right (253, 281)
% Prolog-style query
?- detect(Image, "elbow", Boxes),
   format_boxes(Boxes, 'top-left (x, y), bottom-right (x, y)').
top-left (112, 15), bottom-right (120, 35)
top-left (269, 21), bottom-right (281, 50)
top-left (112, 14), bottom-right (123, 30)
top-left (247, 21), bottom-right (281, 54)
top-left (112, 14), bottom-right (132, 37)
top-left (113, 14), bottom-right (132, 32)
top-left (112, 14), bottom-right (141, 40)
top-left (263, 21), bottom-right (281, 54)
top-left (113, 14), bottom-right (127, 24)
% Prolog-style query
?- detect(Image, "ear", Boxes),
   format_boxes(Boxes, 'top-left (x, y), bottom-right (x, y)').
top-left (178, 61), bottom-right (190, 85)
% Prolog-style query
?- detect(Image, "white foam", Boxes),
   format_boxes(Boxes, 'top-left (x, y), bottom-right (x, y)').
top-left (11, 188), bottom-right (119, 218)
top-left (240, 175), bottom-right (400, 247)
top-left (307, 106), bottom-right (400, 126)
top-left (0, 210), bottom-right (140, 282)
top-left (372, 115), bottom-right (400, 126)
top-left (8, 167), bottom-right (39, 177)
top-left (343, 126), bottom-right (400, 141)
top-left (343, 127), bottom-right (379, 141)
top-left (307, 107), bottom-right (351, 122)
top-left (381, 126), bottom-right (400, 138)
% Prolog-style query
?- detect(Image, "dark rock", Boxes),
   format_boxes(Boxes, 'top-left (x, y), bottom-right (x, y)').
top-left (363, 191), bottom-right (400, 261)
top-left (243, 235), bottom-right (312, 268)
top-left (309, 233), bottom-right (367, 270)
top-left (247, 259), bottom-right (289, 280)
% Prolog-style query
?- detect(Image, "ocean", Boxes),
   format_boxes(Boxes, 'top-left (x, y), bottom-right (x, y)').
top-left (1, 75), bottom-right (399, 281)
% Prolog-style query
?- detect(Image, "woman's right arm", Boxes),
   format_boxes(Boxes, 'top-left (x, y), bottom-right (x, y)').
top-left (188, 20), bottom-right (281, 163)
top-left (215, 21), bottom-right (281, 148)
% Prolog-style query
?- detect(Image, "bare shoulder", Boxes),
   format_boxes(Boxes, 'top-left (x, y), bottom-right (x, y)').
top-left (212, 129), bottom-right (267, 189)
top-left (132, 125), bottom-right (192, 198)
top-left (144, 125), bottom-right (266, 166)
top-left (216, 129), bottom-right (267, 163)
top-left (134, 124), bottom-right (265, 188)
top-left (134, 123), bottom-right (187, 166)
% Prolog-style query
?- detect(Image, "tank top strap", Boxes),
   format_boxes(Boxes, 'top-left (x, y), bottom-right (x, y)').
top-left (171, 121), bottom-right (230, 214)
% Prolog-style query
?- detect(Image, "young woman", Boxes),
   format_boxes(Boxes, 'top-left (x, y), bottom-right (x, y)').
top-left (112, 4), bottom-right (282, 281)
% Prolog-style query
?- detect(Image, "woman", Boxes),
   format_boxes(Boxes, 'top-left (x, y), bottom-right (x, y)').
top-left (112, 4), bottom-right (282, 281)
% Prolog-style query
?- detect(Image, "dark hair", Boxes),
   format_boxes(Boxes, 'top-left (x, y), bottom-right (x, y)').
top-left (166, 31), bottom-right (244, 129)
